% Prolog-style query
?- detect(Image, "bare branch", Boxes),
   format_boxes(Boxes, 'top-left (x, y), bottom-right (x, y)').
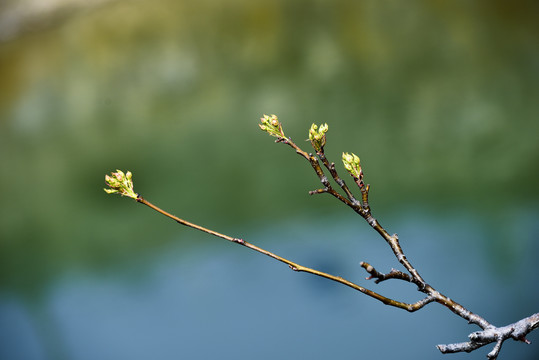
top-left (136, 195), bottom-right (430, 312)
top-left (360, 261), bottom-right (413, 283)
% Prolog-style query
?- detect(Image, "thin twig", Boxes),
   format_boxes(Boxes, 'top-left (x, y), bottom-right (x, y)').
top-left (135, 195), bottom-right (431, 312)
top-left (360, 261), bottom-right (412, 283)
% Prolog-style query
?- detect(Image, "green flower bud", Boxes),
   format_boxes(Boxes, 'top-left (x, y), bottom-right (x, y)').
top-left (342, 152), bottom-right (362, 180)
top-left (308, 123), bottom-right (328, 152)
top-left (259, 114), bottom-right (287, 140)
top-left (104, 169), bottom-right (138, 199)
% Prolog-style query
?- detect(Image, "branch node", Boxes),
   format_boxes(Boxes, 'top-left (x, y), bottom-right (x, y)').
top-left (309, 188), bottom-right (329, 195)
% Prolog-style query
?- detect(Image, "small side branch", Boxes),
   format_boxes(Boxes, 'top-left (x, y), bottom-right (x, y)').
top-left (136, 195), bottom-right (431, 313)
top-left (360, 261), bottom-right (412, 283)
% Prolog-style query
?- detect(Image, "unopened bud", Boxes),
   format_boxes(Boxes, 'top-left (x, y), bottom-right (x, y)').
top-left (104, 169), bottom-right (138, 199)
top-left (259, 114), bottom-right (287, 140)
top-left (308, 123), bottom-right (328, 152)
top-left (342, 152), bottom-right (362, 180)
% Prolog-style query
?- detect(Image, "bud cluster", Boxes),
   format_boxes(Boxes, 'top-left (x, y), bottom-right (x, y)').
top-left (308, 123), bottom-right (328, 152)
top-left (104, 170), bottom-right (138, 199)
top-left (259, 114), bottom-right (286, 140)
top-left (342, 152), bottom-right (363, 182)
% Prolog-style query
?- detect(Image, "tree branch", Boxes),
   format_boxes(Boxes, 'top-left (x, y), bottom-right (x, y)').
top-left (259, 116), bottom-right (537, 358)
top-left (136, 195), bottom-right (430, 312)
top-left (103, 115), bottom-right (537, 359)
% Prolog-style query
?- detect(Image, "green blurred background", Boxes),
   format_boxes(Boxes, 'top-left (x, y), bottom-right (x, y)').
top-left (0, 0), bottom-right (538, 359)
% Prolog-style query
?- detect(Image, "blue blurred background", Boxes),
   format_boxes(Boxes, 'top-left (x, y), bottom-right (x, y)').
top-left (0, 1), bottom-right (538, 359)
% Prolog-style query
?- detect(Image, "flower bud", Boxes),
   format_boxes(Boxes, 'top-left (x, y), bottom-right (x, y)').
top-left (259, 114), bottom-right (287, 140)
top-left (308, 123), bottom-right (328, 152)
top-left (342, 152), bottom-right (362, 180)
top-left (104, 169), bottom-right (138, 199)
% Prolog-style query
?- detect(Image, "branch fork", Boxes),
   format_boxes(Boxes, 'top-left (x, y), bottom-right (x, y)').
top-left (437, 313), bottom-right (539, 359)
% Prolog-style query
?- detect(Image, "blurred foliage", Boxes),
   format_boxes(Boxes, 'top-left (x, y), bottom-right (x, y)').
top-left (0, 0), bottom-right (538, 299)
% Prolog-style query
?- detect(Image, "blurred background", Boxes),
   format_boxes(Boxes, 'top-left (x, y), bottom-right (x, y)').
top-left (0, 0), bottom-right (538, 359)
